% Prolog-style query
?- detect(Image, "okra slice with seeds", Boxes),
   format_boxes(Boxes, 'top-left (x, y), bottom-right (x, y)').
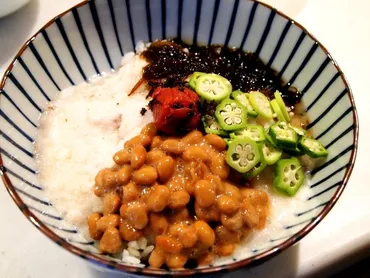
top-left (189, 72), bottom-right (206, 90)
top-left (231, 124), bottom-right (265, 142)
top-left (288, 124), bottom-right (307, 137)
top-left (298, 136), bottom-right (328, 158)
top-left (264, 128), bottom-right (278, 147)
top-left (215, 98), bottom-right (248, 131)
top-left (195, 73), bottom-right (232, 101)
top-left (269, 122), bottom-right (298, 149)
top-left (273, 157), bottom-right (304, 196)
top-left (249, 91), bottom-right (273, 119)
top-left (243, 160), bottom-right (267, 179)
top-left (231, 90), bottom-right (258, 117)
top-left (260, 142), bottom-right (282, 165)
top-left (202, 115), bottom-right (228, 136)
top-left (226, 138), bottom-right (260, 173)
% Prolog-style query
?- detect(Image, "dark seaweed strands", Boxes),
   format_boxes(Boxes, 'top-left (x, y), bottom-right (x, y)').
top-left (141, 40), bottom-right (302, 106)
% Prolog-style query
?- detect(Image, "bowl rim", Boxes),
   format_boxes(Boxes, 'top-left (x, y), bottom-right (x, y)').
top-left (0, 0), bottom-right (359, 276)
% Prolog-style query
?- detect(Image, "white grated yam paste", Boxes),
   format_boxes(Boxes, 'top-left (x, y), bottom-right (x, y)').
top-left (35, 53), bottom-right (152, 237)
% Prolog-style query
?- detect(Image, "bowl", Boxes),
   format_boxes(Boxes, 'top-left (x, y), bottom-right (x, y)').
top-left (0, 0), bottom-right (358, 276)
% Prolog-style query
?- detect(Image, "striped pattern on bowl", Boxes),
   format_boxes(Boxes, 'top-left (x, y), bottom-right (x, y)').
top-left (0, 0), bottom-right (358, 276)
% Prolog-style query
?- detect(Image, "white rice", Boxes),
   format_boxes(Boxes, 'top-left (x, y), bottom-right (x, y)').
top-left (35, 52), bottom-right (152, 237)
top-left (122, 237), bottom-right (154, 266)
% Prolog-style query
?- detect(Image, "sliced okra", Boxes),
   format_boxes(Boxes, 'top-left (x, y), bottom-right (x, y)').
top-left (269, 122), bottom-right (298, 149)
top-left (271, 99), bottom-right (286, 122)
top-left (202, 115), bottom-right (228, 136)
top-left (259, 142), bottom-right (282, 165)
top-left (231, 90), bottom-right (258, 117)
top-left (195, 73), bottom-right (232, 101)
top-left (274, 91), bottom-right (291, 122)
top-left (226, 137), bottom-right (261, 173)
top-left (231, 124), bottom-right (265, 142)
top-left (189, 72), bottom-right (206, 90)
top-left (273, 157), bottom-right (304, 196)
top-left (249, 91), bottom-right (273, 120)
top-left (243, 160), bottom-right (267, 179)
top-left (215, 98), bottom-right (248, 131)
top-left (298, 136), bottom-right (328, 158)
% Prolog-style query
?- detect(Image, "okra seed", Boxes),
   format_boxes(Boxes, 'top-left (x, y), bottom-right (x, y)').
top-left (224, 105), bottom-right (232, 112)
top-left (247, 154), bottom-right (254, 160)
top-left (235, 108), bottom-right (242, 114)
top-left (232, 153), bottom-right (239, 160)
top-left (210, 124), bottom-right (217, 129)
top-left (240, 158), bottom-right (247, 166)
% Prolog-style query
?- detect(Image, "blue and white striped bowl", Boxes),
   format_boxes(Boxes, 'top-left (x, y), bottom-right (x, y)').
top-left (0, 0), bottom-right (358, 276)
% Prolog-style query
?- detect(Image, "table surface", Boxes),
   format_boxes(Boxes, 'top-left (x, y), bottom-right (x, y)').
top-left (0, 0), bottom-right (369, 277)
